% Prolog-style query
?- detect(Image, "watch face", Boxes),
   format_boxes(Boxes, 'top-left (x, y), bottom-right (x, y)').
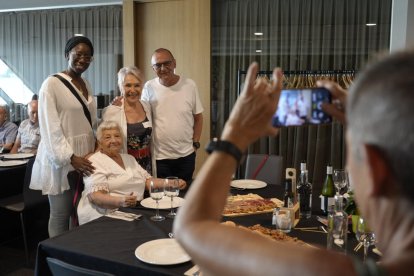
top-left (193, 142), bottom-right (200, 149)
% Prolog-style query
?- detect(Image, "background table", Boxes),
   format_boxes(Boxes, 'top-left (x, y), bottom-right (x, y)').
top-left (0, 160), bottom-right (28, 199)
top-left (35, 184), bottom-right (377, 275)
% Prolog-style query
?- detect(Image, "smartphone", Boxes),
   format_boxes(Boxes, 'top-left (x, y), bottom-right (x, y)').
top-left (272, 88), bottom-right (332, 127)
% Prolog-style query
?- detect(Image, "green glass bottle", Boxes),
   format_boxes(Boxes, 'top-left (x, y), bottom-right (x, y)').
top-left (321, 164), bottom-right (335, 215)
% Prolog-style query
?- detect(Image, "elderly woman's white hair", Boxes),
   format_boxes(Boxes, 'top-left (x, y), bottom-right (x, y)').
top-left (117, 66), bottom-right (145, 95)
top-left (96, 120), bottom-right (125, 143)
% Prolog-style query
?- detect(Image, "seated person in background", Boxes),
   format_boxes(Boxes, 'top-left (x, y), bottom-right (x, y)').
top-left (77, 120), bottom-right (186, 225)
top-left (10, 99), bottom-right (40, 154)
top-left (174, 51), bottom-right (414, 275)
top-left (0, 105), bottom-right (18, 153)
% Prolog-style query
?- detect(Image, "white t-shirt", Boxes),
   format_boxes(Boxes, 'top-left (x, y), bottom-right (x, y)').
top-left (77, 151), bottom-right (151, 225)
top-left (142, 76), bottom-right (203, 160)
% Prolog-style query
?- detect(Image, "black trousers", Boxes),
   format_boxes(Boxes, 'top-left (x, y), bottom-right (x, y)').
top-left (156, 152), bottom-right (196, 185)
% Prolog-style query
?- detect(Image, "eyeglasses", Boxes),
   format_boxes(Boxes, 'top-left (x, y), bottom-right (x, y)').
top-left (70, 51), bottom-right (93, 62)
top-left (152, 60), bottom-right (173, 70)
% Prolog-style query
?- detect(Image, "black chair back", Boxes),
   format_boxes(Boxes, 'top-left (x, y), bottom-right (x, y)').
top-left (245, 154), bottom-right (284, 185)
top-left (67, 170), bottom-right (84, 226)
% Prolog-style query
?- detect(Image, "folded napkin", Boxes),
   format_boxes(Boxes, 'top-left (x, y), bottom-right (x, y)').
top-left (105, 210), bottom-right (141, 221)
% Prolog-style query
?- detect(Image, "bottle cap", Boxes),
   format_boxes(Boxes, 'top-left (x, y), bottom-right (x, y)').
top-left (300, 162), bottom-right (306, 171)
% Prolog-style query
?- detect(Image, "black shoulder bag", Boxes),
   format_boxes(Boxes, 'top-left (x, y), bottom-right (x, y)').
top-left (53, 74), bottom-right (93, 128)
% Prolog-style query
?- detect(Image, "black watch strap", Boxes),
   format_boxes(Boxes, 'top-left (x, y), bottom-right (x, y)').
top-left (205, 138), bottom-right (243, 162)
top-left (193, 141), bottom-right (201, 149)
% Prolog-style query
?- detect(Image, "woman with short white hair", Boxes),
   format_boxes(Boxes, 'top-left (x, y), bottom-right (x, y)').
top-left (77, 120), bottom-right (185, 225)
top-left (103, 66), bottom-right (154, 175)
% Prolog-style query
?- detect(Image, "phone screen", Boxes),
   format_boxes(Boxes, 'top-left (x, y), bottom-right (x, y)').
top-left (272, 88), bottom-right (332, 127)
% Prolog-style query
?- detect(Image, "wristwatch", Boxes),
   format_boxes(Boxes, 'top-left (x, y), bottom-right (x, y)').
top-left (193, 141), bottom-right (201, 150)
top-left (205, 138), bottom-right (243, 163)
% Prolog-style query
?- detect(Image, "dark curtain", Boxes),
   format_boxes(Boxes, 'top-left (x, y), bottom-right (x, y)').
top-left (211, 0), bottom-right (391, 194)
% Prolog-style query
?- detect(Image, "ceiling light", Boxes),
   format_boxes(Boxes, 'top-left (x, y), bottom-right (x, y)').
top-left (256, 50), bottom-right (262, 53)
top-left (74, 34), bottom-right (84, 36)
top-left (254, 32), bottom-right (263, 36)
top-left (366, 23), bottom-right (377, 26)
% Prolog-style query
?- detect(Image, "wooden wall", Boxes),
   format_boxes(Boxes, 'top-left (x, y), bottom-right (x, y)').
top-left (123, 0), bottom-right (211, 175)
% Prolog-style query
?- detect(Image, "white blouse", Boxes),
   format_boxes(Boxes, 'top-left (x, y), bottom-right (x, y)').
top-left (30, 73), bottom-right (97, 195)
top-left (77, 151), bottom-right (151, 225)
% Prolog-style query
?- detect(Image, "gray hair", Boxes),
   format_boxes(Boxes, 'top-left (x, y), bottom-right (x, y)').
top-left (117, 66), bottom-right (145, 96)
top-left (347, 50), bottom-right (414, 200)
top-left (153, 48), bottom-right (175, 60)
top-left (96, 120), bottom-right (124, 143)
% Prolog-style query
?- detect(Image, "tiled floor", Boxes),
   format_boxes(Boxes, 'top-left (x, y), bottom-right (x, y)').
top-left (0, 207), bottom-right (49, 276)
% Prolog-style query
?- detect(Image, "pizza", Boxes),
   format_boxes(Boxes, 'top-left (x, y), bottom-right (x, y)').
top-left (246, 224), bottom-right (306, 245)
top-left (222, 221), bottom-right (306, 246)
top-left (223, 193), bottom-right (283, 216)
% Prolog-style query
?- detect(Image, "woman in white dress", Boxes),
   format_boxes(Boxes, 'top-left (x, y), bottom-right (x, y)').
top-left (77, 121), bottom-right (186, 225)
top-left (30, 36), bottom-right (97, 237)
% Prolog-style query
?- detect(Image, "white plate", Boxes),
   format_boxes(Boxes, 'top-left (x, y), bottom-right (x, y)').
top-left (231, 179), bottom-right (267, 189)
top-left (135, 238), bottom-right (191, 265)
top-left (3, 153), bottom-right (34, 160)
top-left (140, 197), bottom-right (185, 209)
top-left (0, 160), bottom-right (28, 167)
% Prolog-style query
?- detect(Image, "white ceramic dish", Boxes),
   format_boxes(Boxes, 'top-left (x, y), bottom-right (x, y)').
top-left (0, 160), bottom-right (28, 167)
top-left (140, 196), bottom-right (185, 209)
top-left (3, 153), bottom-right (34, 160)
top-left (135, 238), bottom-right (191, 265)
top-left (230, 179), bottom-right (267, 189)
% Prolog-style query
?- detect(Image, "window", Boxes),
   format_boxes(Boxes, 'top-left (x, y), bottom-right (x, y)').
top-left (0, 58), bottom-right (34, 105)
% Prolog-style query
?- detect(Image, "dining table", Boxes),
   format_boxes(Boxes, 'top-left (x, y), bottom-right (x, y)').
top-left (34, 182), bottom-right (379, 276)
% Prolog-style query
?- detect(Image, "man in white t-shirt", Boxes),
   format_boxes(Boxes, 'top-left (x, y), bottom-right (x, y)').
top-left (142, 48), bottom-right (203, 184)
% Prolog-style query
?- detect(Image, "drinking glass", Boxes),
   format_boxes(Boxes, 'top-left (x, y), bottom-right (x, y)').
top-left (275, 209), bottom-right (292, 233)
top-left (164, 176), bottom-right (179, 218)
top-left (333, 169), bottom-right (348, 195)
top-left (355, 216), bottom-right (376, 262)
top-left (150, 180), bottom-right (165, 221)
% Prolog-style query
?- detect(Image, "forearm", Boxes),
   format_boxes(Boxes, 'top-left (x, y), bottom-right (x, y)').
top-left (88, 192), bottom-right (123, 209)
top-left (10, 140), bottom-right (20, 153)
top-left (192, 113), bottom-right (203, 142)
top-left (145, 177), bottom-right (164, 190)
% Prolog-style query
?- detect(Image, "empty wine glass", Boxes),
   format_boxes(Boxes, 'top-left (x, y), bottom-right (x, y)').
top-left (150, 180), bottom-right (165, 221)
top-left (355, 216), bottom-right (376, 262)
top-left (333, 169), bottom-right (348, 195)
top-left (164, 176), bottom-right (179, 218)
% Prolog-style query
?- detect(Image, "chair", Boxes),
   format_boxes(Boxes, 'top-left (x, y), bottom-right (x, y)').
top-left (67, 170), bottom-right (84, 227)
top-left (46, 257), bottom-right (114, 276)
top-left (0, 158), bottom-right (49, 265)
top-left (244, 154), bottom-right (284, 185)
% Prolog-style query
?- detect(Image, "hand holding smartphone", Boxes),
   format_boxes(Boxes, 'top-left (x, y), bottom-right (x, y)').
top-left (272, 88), bottom-right (332, 127)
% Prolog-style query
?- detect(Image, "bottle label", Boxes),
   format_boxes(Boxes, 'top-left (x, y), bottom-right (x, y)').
top-left (327, 166), bottom-right (333, 174)
top-left (320, 196), bottom-right (335, 212)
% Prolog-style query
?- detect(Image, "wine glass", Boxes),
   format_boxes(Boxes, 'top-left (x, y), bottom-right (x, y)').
top-left (150, 180), bottom-right (165, 221)
top-left (355, 216), bottom-right (376, 262)
top-left (164, 176), bottom-right (179, 218)
top-left (333, 169), bottom-right (348, 195)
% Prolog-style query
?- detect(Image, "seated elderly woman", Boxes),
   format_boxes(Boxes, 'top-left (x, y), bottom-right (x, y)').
top-left (77, 120), bottom-right (186, 225)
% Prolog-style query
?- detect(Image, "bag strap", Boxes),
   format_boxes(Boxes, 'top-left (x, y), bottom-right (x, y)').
top-left (53, 74), bottom-right (92, 128)
top-left (252, 154), bottom-right (269, 179)
top-left (71, 172), bottom-right (83, 227)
